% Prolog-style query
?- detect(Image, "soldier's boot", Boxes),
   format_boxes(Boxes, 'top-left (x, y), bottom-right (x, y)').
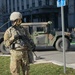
top-left (25, 70), bottom-right (29, 75)
top-left (22, 66), bottom-right (29, 75)
top-left (22, 70), bottom-right (29, 75)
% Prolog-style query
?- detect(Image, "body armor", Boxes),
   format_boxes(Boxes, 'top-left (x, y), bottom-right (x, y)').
top-left (4, 25), bottom-right (35, 50)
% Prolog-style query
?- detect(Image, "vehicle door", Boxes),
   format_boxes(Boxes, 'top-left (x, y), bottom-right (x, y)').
top-left (32, 25), bottom-right (48, 46)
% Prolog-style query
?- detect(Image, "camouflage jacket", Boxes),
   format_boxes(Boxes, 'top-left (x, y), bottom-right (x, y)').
top-left (4, 25), bottom-right (35, 50)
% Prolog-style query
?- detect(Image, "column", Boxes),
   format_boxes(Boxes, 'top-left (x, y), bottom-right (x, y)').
top-left (7, 0), bottom-right (10, 13)
top-left (15, 0), bottom-right (17, 11)
top-left (11, 0), bottom-right (13, 12)
top-left (29, 0), bottom-right (32, 7)
top-left (19, 0), bottom-right (22, 10)
top-left (42, 0), bottom-right (45, 6)
top-left (35, 0), bottom-right (38, 7)
top-left (50, 0), bottom-right (53, 5)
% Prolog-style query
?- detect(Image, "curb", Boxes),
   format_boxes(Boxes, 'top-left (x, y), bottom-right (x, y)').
top-left (33, 59), bottom-right (75, 69)
top-left (0, 54), bottom-right (10, 56)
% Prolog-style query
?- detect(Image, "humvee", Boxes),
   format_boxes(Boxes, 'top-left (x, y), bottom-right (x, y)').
top-left (0, 21), bottom-right (72, 54)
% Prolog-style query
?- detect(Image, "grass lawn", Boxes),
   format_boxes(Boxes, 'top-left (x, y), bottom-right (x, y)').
top-left (0, 56), bottom-right (75, 75)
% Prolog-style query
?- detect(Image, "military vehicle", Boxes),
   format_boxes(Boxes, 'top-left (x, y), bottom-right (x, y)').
top-left (0, 21), bottom-right (72, 54)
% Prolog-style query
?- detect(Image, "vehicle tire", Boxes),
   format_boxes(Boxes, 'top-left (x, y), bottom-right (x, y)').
top-left (0, 41), bottom-right (10, 54)
top-left (55, 37), bottom-right (70, 52)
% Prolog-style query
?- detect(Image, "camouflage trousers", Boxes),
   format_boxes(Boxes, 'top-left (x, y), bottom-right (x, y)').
top-left (10, 49), bottom-right (29, 75)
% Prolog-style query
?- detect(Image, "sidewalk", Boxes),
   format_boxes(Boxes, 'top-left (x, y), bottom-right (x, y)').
top-left (33, 58), bottom-right (75, 69)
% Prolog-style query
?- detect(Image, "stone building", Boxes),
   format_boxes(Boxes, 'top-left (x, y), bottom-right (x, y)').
top-left (0, 0), bottom-right (75, 31)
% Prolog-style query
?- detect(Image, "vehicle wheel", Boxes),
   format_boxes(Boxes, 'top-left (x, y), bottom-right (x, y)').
top-left (55, 37), bottom-right (70, 52)
top-left (0, 41), bottom-right (10, 54)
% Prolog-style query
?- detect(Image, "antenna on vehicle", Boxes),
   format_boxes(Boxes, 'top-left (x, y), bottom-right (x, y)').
top-left (0, 20), bottom-right (10, 29)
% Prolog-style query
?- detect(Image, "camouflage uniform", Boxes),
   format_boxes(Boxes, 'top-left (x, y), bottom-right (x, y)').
top-left (4, 25), bottom-right (32, 75)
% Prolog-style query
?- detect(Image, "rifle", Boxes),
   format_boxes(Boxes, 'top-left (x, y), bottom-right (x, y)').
top-left (0, 23), bottom-right (36, 50)
top-left (12, 25), bottom-right (36, 50)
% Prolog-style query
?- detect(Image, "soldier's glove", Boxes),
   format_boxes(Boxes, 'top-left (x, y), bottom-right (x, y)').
top-left (14, 35), bottom-right (19, 39)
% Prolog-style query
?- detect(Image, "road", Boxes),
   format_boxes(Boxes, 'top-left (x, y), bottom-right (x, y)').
top-left (34, 45), bottom-right (75, 69)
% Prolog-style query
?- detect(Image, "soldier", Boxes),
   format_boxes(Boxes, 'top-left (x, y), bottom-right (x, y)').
top-left (4, 12), bottom-right (34, 75)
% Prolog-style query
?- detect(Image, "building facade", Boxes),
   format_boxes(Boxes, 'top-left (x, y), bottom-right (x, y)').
top-left (68, 0), bottom-right (75, 28)
top-left (0, 0), bottom-right (75, 31)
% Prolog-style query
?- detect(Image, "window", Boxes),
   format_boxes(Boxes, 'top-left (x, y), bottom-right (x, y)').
top-left (17, 7), bottom-right (19, 10)
top-left (13, 0), bottom-right (15, 11)
top-left (22, 0), bottom-right (24, 9)
top-left (13, 0), bottom-right (15, 6)
top-left (27, 4), bottom-right (29, 8)
top-left (9, 9), bottom-right (11, 13)
top-left (38, 0), bottom-right (42, 6)
top-left (17, 0), bottom-right (19, 7)
top-left (22, 6), bottom-right (24, 10)
top-left (16, 0), bottom-right (20, 10)
top-left (53, 0), bottom-right (56, 6)
top-left (32, 3), bottom-right (35, 7)
top-left (6, 0), bottom-right (8, 12)
top-left (13, 8), bottom-right (15, 11)
top-left (26, 0), bottom-right (29, 4)
top-left (45, 0), bottom-right (49, 5)
top-left (26, 0), bottom-right (29, 8)
top-left (32, 0), bottom-right (35, 2)
top-left (29, 26), bottom-right (33, 34)
top-left (9, 0), bottom-right (11, 13)
top-left (22, 0), bottom-right (24, 5)
top-left (32, 0), bottom-right (35, 7)
top-left (37, 27), bottom-right (44, 32)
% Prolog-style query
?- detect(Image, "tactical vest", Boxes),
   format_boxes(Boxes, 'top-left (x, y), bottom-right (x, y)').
top-left (9, 25), bottom-right (35, 50)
